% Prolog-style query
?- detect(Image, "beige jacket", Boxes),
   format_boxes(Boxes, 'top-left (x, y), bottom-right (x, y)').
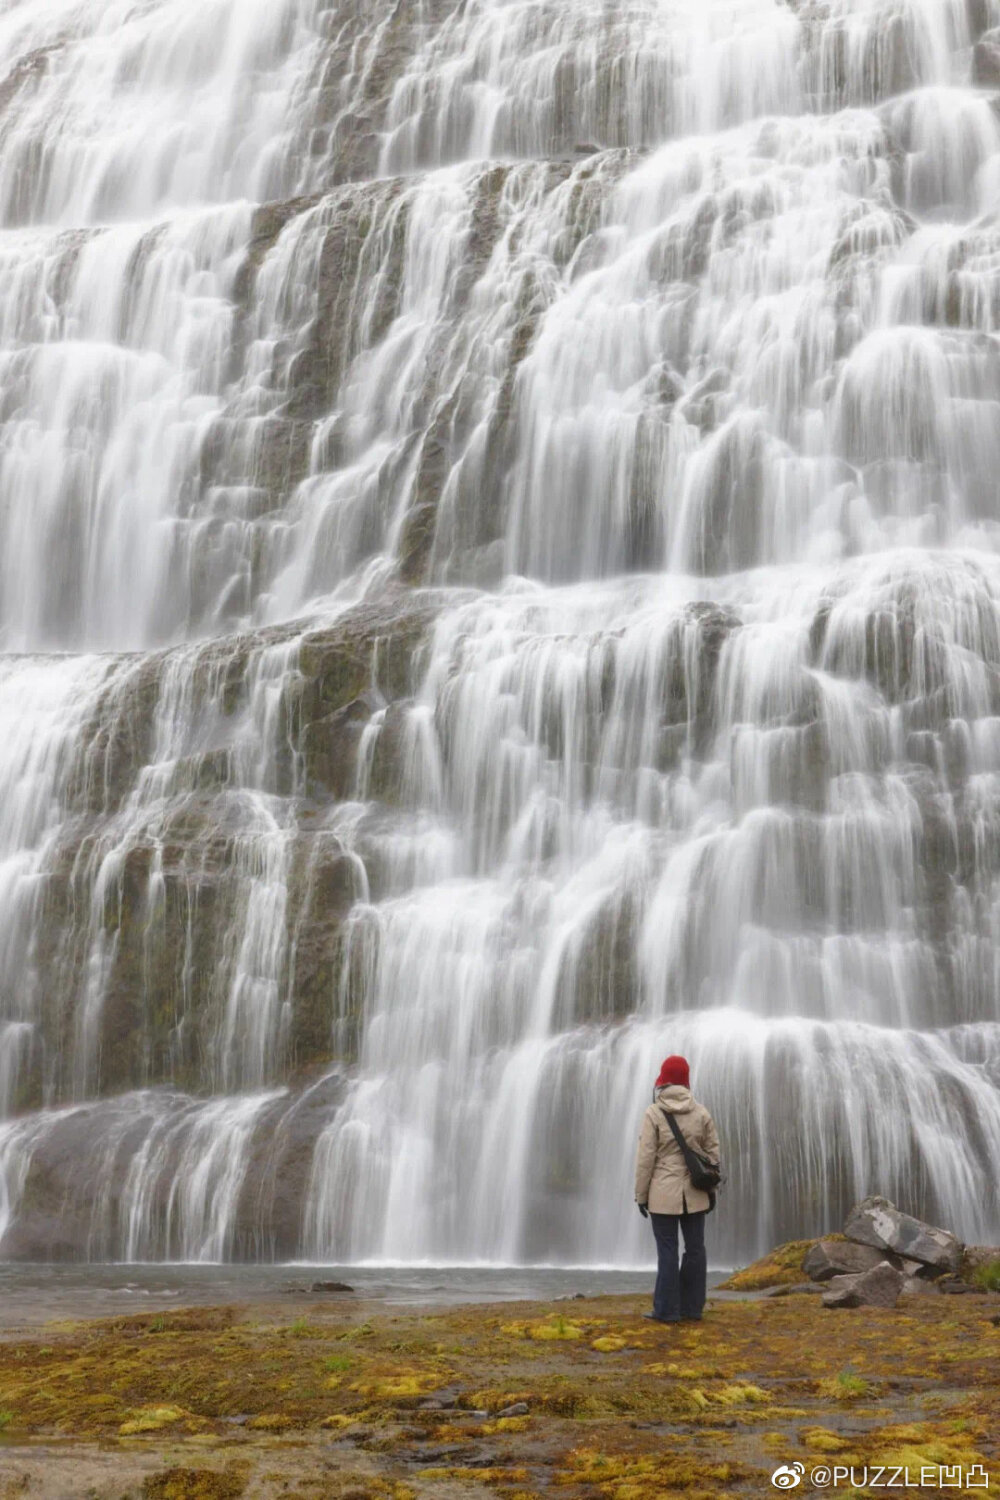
top-left (634, 1085), bottom-right (720, 1215)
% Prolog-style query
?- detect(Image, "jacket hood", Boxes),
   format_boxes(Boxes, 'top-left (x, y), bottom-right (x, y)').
top-left (655, 1084), bottom-right (694, 1113)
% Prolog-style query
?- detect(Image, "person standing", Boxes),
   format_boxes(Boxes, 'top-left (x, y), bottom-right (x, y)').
top-left (633, 1054), bottom-right (720, 1323)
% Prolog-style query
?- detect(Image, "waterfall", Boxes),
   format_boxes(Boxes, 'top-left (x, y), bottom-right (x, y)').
top-left (0, 0), bottom-right (997, 1263)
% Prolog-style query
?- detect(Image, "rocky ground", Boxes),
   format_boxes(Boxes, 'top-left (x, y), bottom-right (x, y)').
top-left (0, 1274), bottom-right (996, 1500)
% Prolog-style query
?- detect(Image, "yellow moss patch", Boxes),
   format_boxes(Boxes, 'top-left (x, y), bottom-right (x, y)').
top-left (866, 1419), bottom-right (987, 1475)
top-left (801, 1427), bottom-right (853, 1454)
top-left (429, 1421), bottom-right (479, 1441)
top-left (245, 1412), bottom-right (295, 1431)
top-left (316, 1484), bottom-right (414, 1500)
top-left (119, 1405), bottom-right (191, 1435)
top-left (717, 1239), bottom-right (821, 1290)
top-left (465, 1387), bottom-right (534, 1412)
top-left (711, 1383), bottom-right (770, 1406)
top-left (482, 1415), bottom-right (532, 1434)
top-left (141, 1468), bottom-right (247, 1500)
top-left (320, 1414), bottom-right (358, 1430)
top-left (879, 1440), bottom-right (976, 1471)
top-left (420, 1469), bottom-right (528, 1485)
top-left (817, 1371), bottom-right (873, 1401)
top-left (502, 1316), bottom-right (585, 1341)
top-left (555, 1446), bottom-right (739, 1498)
top-left (591, 1335), bottom-right (628, 1352)
top-left (349, 1372), bottom-right (443, 1400)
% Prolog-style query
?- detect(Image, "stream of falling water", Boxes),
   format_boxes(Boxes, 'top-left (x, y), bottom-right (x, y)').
top-left (0, 0), bottom-right (998, 1264)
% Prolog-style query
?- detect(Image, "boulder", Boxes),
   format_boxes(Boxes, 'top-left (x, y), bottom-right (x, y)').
top-left (803, 1239), bottom-right (902, 1281)
top-left (822, 1261), bottom-right (905, 1310)
top-left (843, 1196), bottom-right (962, 1273)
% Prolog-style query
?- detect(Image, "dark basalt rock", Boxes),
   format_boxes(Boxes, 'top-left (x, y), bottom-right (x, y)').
top-left (285, 838), bottom-right (361, 1066)
top-left (232, 1070), bottom-right (348, 1260)
top-left (0, 1097), bottom-right (155, 1261)
top-left (0, 1069), bottom-right (350, 1263)
top-left (1, 588), bottom-right (448, 1112)
top-left (299, 689), bottom-right (382, 800)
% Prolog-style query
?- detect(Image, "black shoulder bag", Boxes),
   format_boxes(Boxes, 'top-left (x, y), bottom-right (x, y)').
top-left (662, 1110), bottom-right (722, 1199)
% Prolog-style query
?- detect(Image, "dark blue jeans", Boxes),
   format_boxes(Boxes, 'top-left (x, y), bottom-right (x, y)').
top-left (649, 1210), bottom-right (707, 1321)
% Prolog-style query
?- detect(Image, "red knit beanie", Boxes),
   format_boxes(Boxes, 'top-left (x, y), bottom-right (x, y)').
top-left (655, 1055), bottom-right (690, 1089)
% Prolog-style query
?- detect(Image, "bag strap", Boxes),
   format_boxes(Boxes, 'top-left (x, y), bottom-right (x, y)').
top-left (661, 1107), bottom-right (700, 1174)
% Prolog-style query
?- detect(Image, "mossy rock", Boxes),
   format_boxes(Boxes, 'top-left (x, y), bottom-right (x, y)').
top-left (717, 1237), bottom-right (838, 1290)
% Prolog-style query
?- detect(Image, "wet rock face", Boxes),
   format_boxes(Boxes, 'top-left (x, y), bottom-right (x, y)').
top-left (6, 561), bottom-right (1000, 1263)
top-left (972, 28), bottom-right (1000, 86)
top-left (0, 1074), bottom-right (348, 1263)
top-left (0, 590), bottom-right (439, 1114)
top-left (2, 0), bottom-right (1000, 1272)
top-left (229, 1073), bottom-right (347, 1260)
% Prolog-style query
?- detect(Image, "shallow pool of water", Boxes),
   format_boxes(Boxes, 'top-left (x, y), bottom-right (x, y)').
top-left (0, 1261), bottom-right (734, 1329)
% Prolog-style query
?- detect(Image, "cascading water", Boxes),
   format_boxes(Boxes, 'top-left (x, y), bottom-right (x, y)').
top-left (0, 0), bottom-right (997, 1265)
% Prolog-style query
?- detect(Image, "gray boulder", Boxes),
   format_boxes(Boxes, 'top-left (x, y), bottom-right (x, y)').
top-left (822, 1261), bottom-right (905, 1310)
top-left (803, 1239), bottom-right (901, 1281)
top-left (843, 1196), bottom-right (962, 1273)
